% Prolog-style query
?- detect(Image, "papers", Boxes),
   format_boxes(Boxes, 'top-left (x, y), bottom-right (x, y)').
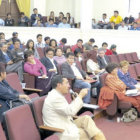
top-left (83, 103), bottom-right (99, 109)
top-left (125, 89), bottom-right (140, 96)
top-left (38, 76), bottom-right (48, 79)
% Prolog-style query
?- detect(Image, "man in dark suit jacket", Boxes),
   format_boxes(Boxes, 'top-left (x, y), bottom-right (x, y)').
top-left (97, 48), bottom-right (110, 69)
top-left (40, 48), bottom-right (58, 73)
top-left (61, 52), bottom-right (100, 103)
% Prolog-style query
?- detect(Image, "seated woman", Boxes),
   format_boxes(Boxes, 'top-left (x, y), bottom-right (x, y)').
top-left (64, 47), bottom-right (72, 55)
top-left (74, 48), bottom-right (83, 62)
top-left (104, 63), bottom-right (140, 114)
top-left (25, 39), bottom-right (40, 59)
top-left (49, 39), bottom-right (57, 50)
top-left (24, 51), bottom-right (52, 96)
top-left (86, 51), bottom-right (105, 75)
top-left (53, 48), bottom-right (66, 65)
top-left (0, 62), bottom-right (30, 121)
top-left (118, 60), bottom-right (140, 89)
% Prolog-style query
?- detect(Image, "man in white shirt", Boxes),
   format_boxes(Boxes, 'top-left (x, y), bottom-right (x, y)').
top-left (42, 75), bottom-right (106, 140)
top-left (35, 34), bottom-right (45, 48)
top-left (118, 21), bottom-right (128, 30)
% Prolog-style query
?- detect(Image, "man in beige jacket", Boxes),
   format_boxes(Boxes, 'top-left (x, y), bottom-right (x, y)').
top-left (42, 75), bottom-right (106, 140)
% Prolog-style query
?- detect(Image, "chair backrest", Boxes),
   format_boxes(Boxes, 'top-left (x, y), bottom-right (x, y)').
top-left (117, 54), bottom-right (126, 62)
top-left (108, 55), bottom-right (119, 64)
top-left (131, 52), bottom-right (139, 61)
top-left (128, 64), bottom-right (137, 79)
top-left (31, 96), bottom-right (46, 127)
top-left (6, 73), bottom-right (24, 94)
top-left (4, 104), bottom-right (41, 140)
top-left (0, 123), bottom-right (6, 140)
top-left (99, 73), bottom-right (108, 86)
top-left (134, 63), bottom-right (140, 76)
top-left (42, 16), bottom-right (47, 23)
top-left (124, 53), bottom-right (134, 63)
top-left (23, 73), bottom-right (35, 88)
top-left (81, 59), bottom-right (87, 72)
top-left (37, 47), bottom-right (45, 59)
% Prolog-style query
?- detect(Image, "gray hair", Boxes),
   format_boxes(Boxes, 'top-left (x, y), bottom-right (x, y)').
top-left (97, 48), bottom-right (106, 53)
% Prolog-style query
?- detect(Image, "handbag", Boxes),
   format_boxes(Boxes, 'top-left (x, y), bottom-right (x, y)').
top-left (8, 98), bottom-right (30, 109)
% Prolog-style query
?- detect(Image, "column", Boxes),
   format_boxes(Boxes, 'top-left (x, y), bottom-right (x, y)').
top-left (80, 0), bottom-right (93, 30)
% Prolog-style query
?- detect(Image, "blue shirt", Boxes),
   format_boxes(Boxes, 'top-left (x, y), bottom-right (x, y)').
top-left (46, 23), bottom-right (57, 28)
top-left (117, 69), bottom-right (137, 89)
top-left (58, 23), bottom-right (71, 28)
top-left (3, 52), bottom-right (11, 63)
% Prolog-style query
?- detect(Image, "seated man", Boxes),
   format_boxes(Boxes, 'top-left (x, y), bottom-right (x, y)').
top-left (83, 38), bottom-right (95, 51)
top-left (40, 48), bottom-right (57, 73)
top-left (58, 17), bottom-right (71, 28)
top-left (42, 75), bottom-right (106, 140)
top-left (0, 42), bottom-right (23, 82)
top-left (61, 52), bottom-right (100, 103)
top-left (45, 19), bottom-right (57, 28)
top-left (97, 48), bottom-right (110, 70)
top-left (18, 12), bottom-right (30, 27)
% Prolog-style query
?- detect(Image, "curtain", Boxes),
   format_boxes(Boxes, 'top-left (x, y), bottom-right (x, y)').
top-left (16, 0), bottom-right (30, 17)
top-left (0, 0), bottom-right (2, 6)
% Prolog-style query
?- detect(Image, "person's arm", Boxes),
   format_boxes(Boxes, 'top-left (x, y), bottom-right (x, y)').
top-left (38, 60), bottom-right (47, 75)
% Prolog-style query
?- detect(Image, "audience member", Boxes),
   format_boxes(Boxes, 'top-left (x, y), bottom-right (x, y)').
top-left (135, 12), bottom-right (140, 28)
top-left (71, 39), bottom-right (84, 53)
top-left (25, 39), bottom-right (39, 59)
top-left (42, 75), bottom-right (106, 140)
top-left (66, 12), bottom-right (74, 27)
top-left (53, 48), bottom-right (66, 65)
top-left (58, 17), bottom-right (71, 28)
top-left (97, 48), bottom-right (110, 69)
top-left (45, 19), bottom-right (57, 28)
top-left (64, 47), bottom-right (72, 54)
top-left (0, 62), bottom-right (30, 121)
top-left (104, 63), bottom-right (140, 114)
top-left (118, 60), bottom-right (140, 89)
top-left (102, 42), bottom-right (112, 55)
top-left (83, 38), bottom-right (95, 51)
top-left (56, 12), bottom-right (64, 25)
top-left (97, 13), bottom-right (109, 29)
top-left (31, 8), bottom-right (42, 26)
top-left (40, 48), bottom-right (57, 73)
top-left (110, 44), bottom-right (117, 55)
top-left (33, 20), bottom-right (43, 27)
top-left (93, 45), bottom-right (98, 52)
top-left (124, 15), bottom-right (135, 25)
top-left (58, 38), bottom-right (67, 48)
top-left (18, 12), bottom-right (30, 27)
top-left (0, 18), bottom-right (4, 26)
top-left (35, 34), bottom-right (45, 48)
top-left (0, 43), bottom-right (23, 82)
top-left (129, 22), bottom-right (140, 30)
top-left (118, 21), bottom-right (128, 30)
top-left (110, 11), bottom-right (122, 28)
top-left (44, 36), bottom-right (50, 48)
top-left (107, 22), bottom-right (117, 29)
top-left (47, 11), bottom-right (56, 23)
top-left (92, 18), bottom-right (97, 29)
top-left (49, 39), bottom-right (57, 50)
top-left (24, 50), bottom-right (51, 95)
top-left (5, 13), bottom-right (14, 26)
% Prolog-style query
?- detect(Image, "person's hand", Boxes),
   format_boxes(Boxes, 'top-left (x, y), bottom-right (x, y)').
top-left (19, 95), bottom-right (30, 101)
top-left (49, 69), bottom-right (56, 72)
top-left (7, 60), bottom-right (13, 65)
top-left (76, 76), bottom-right (83, 80)
top-left (42, 74), bottom-right (47, 79)
top-left (78, 88), bottom-right (88, 99)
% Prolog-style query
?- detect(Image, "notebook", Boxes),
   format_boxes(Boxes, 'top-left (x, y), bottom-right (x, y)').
top-left (125, 89), bottom-right (140, 96)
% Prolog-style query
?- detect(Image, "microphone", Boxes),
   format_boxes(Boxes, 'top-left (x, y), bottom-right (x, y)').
top-left (69, 89), bottom-right (77, 98)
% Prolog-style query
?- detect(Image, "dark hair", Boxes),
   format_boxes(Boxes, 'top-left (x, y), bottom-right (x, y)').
top-left (77, 39), bottom-right (83, 43)
top-left (55, 47), bottom-right (63, 55)
top-left (49, 39), bottom-right (57, 47)
top-left (105, 63), bottom-right (119, 73)
top-left (36, 34), bottom-right (42, 39)
top-left (33, 8), bottom-right (37, 11)
top-left (7, 13), bottom-right (11, 16)
top-left (93, 45), bottom-right (98, 48)
top-left (114, 11), bottom-right (119, 14)
top-left (61, 38), bottom-right (67, 44)
top-left (103, 13), bottom-right (107, 16)
top-left (49, 19), bottom-right (54, 22)
top-left (20, 12), bottom-right (25, 16)
top-left (65, 52), bottom-right (74, 58)
top-left (26, 39), bottom-right (35, 52)
top-left (0, 32), bottom-right (4, 36)
top-left (0, 43), bottom-right (6, 48)
top-left (89, 38), bottom-right (95, 43)
top-left (45, 48), bottom-right (54, 54)
top-left (0, 62), bottom-right (6, 76)
top-left (44, 36), bottom-right (50, 41)
top-left (110, 44), bottom-right (117, 50)
top-left (51, 75), bottom-right (64, 89)
top-left (24, 50), bottom-right (34, 62)
top-left (62, 17), bottom-right (67, 20)
top-left (59, 12), bottom-right (64, 17)
top-left (64, 47), bottom-right (71, 54)
top-left (102, 42), bottom-right (108, 46)
top-left (12, 32), bottom-right (18, 36)
top-left (74, 48), bottom-right (82, 57)
top-left (13, 39), bottom-right (20, 44)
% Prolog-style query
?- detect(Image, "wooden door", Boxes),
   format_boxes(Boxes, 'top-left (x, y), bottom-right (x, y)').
top-left (0, 0), bottom-right (20, 25)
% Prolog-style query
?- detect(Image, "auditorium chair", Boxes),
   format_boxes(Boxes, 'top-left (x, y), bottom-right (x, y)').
top-left (108, 55), bottom-right (119, 64)
top-left (23, 73), bottom-right (35, 88)
top-left (134, 63), bottom-right (140, 79)
top-left (117, 54), bottom-right (126, 62)
top-left (37, 47), bottom-right (45, 59)
top-left (6, 73), bottom-right (40, 99)
top-left (124, 53), bottom-right (135, 64)
top-left (0, 123), bottom-right (6, 140)
top-left (99, 73), bottom-right (131, 117)
top-left (3, 104), bottom-right (60, 140)
top-left (130, 52), bottom-right (140, 63)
